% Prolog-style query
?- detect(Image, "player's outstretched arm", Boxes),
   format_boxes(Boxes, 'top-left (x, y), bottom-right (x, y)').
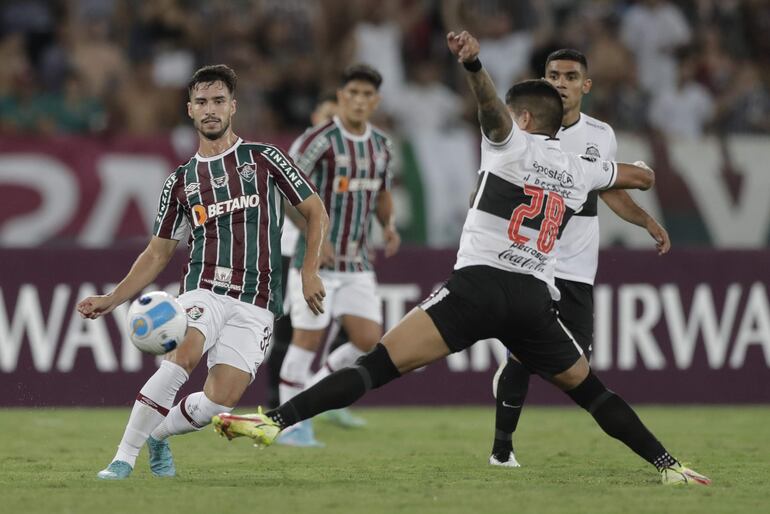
top-left (294, 193), bottom-right (329, 315)
top-left (612, 161), bottom-right (655, 191)
top-left (599, 189), bottom-right (671, 255)
top-left (76, 236), bottom-right (179, 319)
top-left (447, 31), bottom-right (512, 143)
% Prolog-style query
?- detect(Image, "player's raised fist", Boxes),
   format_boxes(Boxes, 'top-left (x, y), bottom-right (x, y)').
top-left (446, 31), bottom-right (480, 63)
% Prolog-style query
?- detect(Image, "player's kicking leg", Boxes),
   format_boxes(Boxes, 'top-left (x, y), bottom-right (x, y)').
top-left (213, 307), bottom-right (452, 446)
top-left (550, 356), bottom-right (710, 485)
top-left (96, 329), bottom-right (202, 480)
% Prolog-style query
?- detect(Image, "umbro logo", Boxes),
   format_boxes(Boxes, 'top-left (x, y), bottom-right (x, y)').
top-left (502, 401), bottom-right (522, 409)
top-left (184, 182), bottom-right (200, 196)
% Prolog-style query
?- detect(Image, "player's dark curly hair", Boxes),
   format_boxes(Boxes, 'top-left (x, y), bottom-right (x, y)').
top-left (188, 64), bottom-right (237, 97)
top-left (504, 79), bottom-right (564, 137)
top-left (340, 64), bottom-right (383, 90)
top-left (545, 49), bottom-right (588, 71)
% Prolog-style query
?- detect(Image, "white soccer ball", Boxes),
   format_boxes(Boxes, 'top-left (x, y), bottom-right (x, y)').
top-left (127, 291), bottom-right (187, 355)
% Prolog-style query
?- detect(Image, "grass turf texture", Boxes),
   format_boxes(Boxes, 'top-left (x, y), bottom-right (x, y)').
top-left (1, 406), bottom-right (768, 514)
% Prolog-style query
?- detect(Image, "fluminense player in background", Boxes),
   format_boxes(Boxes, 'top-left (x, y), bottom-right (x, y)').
top-left (489, 49), bottom-right (671, 468)
top-left (265, 91), bottom-right (339, 410)
top-left (213, 32), bottom-right (709, 486)
top-left (275, 64), bottom-right (400, 446)
top-left (77, 64), bottom-right (328, 480)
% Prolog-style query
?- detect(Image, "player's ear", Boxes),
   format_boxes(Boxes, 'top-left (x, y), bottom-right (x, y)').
top-left (187, 101), bottom-right (193, 119)
top-left (371, 92), bottom-right (381, 110)
top-left (582, 78), bottom-right (592, 95)
top-left (231, 98), bottom-right (237, 115)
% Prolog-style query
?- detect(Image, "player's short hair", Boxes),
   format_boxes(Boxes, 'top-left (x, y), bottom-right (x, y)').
top-left (340, 64), bottom-right (383, 90)
top-left (188, 64), bottom-right (237, 98)
top-left (545, 49), bottom-right (588, 72)
top-left (504, 79), bottom-right (564, 136)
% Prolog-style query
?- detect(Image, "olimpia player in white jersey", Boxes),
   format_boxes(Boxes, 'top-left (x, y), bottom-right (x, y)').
top-left (77, 64), bottom-right (328, 480)
top-left (213, 32), bottom-right (709, 486)
top-left (488, 49), bottom-right (671, 468)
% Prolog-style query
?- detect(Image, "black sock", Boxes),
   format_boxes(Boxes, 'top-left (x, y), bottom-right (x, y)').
top-left (268, 343), bottom-right (400, 429)
top-left (567, 372), bottom-right (676, 470)
top-left (492, 359), bottom-right (530, 459)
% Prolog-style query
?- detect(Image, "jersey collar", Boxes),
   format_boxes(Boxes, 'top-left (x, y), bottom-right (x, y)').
top-left (558, 113), bottom-right (584, 135)
top-left (195, 137), bottom-right (243, 162)
top-left (333, 115), bottom-right (371, 142)
top-left (532, 132), bottom-right (561, 149)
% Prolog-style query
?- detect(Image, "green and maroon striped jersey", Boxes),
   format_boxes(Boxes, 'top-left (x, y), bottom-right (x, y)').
top-left (153, 138), bottom-right (316, 315)
top-left (290, 116), bottom-right (393, 272)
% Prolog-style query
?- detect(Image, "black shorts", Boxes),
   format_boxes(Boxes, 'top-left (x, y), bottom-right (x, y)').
top-left (422, 266), bottom-right (583, 378)
top-left (554, 278), bottom-right (594, 360)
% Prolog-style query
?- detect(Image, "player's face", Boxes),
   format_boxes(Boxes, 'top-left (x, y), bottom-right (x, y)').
top-left (311, 100), bottom-right (337, 126)
top-left (545, 60), bottom-right (591, 117)
top-left (187, 81), bottom-right (237, 141)
top-left (337, 80), bottom-right (380, 125)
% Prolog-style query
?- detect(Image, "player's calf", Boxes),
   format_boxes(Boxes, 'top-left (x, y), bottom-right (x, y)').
top-left (565, 372), bottom-right (710, 483)
top-left (268, 343), bottom-right (400, 430)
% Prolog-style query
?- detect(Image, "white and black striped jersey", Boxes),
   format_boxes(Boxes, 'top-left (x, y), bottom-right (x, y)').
top-left (554, 114), bottom-right (617, 284)
top-left (457, 126), bottom-right (617, 300)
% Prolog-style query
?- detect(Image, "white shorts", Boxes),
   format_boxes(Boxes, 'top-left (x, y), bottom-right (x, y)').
top-left (177, 289), bottom-right (274, 380)
top-left (287, 268), bottom-right (382, 330)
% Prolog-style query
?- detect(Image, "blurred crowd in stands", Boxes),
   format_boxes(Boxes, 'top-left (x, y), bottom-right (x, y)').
top-left (1, 0), bottom-right (769, 139)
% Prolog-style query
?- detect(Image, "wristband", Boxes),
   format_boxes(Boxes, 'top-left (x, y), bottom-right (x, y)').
top-left (463, 58), bottom-right (482, 72)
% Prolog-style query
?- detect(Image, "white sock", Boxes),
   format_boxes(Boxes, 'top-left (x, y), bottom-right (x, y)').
top-left (150, 391), bottom-right (232, 440)
top-left (308, 342), bottom-right (366, 388)
top-left (113, 361), bottom-right (189, 467)
top-left (279, 344), bottom-right (316, 403)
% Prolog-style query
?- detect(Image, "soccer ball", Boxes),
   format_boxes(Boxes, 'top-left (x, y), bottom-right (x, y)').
top-left (127, 291), bottom-right (187, 355)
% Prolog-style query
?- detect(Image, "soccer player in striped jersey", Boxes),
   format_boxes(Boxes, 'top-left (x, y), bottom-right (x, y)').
top-left (215, 32), bottom-right (710, 486)
top-left (488, 49), bottom-right (672, 468)
top-left (267, 92), bottom-right (339, 409)
top-left (276, 64), bottom-right (400, 446)
top-left (77, 64), bottom-right (329, 480)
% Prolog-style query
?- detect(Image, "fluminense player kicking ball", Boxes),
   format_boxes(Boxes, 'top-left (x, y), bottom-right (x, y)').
top-left (77, 64), bottom-right (328, 480)
top-left (213, 32), bottom-right (710, 486)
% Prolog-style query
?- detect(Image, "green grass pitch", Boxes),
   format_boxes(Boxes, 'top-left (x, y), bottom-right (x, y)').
top-left (2, 406), bottom-right (768, 514)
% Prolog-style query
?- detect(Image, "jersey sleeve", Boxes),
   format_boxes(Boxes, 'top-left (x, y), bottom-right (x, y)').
top-left (480, 123), bottom-right (527, 154)
top-left (579, 156), bottom-right (618, 191)
top-left (262, 144), bottom-right (317, 206)
top-left (606, 126), bottom-right (618, 161)
top-left (152, 171), bottom-right (188, 240)
top-left (289, 130), bottom-right (330, 176)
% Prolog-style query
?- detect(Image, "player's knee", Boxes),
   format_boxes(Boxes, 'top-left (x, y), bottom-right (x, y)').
top-left (552, 356), bottom-right (589, 391)
top-left (354, 343), bottom-right (401, 390)
top-left (494, 358), bottom-right (530, 401)
top-left (166, 350), bottom-right (201, 375)
top-left (565, 372), bottom-right (613, 413)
